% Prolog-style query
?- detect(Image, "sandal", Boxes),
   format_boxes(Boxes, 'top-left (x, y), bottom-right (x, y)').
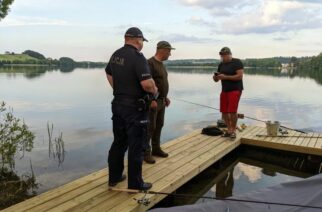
top-left (230, 132), bottom-right (236, 139)
top-left (221, 132), bottom-right (231, 137)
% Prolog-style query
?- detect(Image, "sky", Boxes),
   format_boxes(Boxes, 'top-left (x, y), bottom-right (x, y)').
top-left (1, 0), bottom-right (322, 61)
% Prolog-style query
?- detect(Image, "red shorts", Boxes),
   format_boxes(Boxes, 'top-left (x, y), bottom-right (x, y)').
top-left (220, 90), bottom-right (242, 113)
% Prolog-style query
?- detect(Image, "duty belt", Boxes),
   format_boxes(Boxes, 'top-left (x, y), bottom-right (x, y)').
top-left (113, 95), bottom-right (150, 111)
top-left (113, 96), bottom-right (138, 107)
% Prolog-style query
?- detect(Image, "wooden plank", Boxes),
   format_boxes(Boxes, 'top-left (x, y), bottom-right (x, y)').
top-left (107, 132), bottom-right (245, 212)
top-left (280, 130), bottom-right (297, 144)
top-left (2, 169), bottom-right (108, 212)
top-left (3, 130), bottom-right (205, 212)
top-left (286, 131), bottom-right (302, 146)
top-left (89, 137), bottom-right (235, 211)
top-left (52, 135), bottom-right (224, 212)
top-left (240, 126), bottom-right (266, 142)
top-left (87, 138), bottom-right (228, 211)
top-left (161, 129), bottom-right (201, 149)
top-left (28, 133), bottom-right (210, 212)
top-left (241, 134), bottom-right (322, 156)
top-left (111, 140), bottom-right (240, 212)
top-left (306, 133), bottom-right (319, 148)
top-left (294, 132), bottom-right (308, 147)
top-left (314, 134), bottom-right (322, 149)
top-left (240, 126), bottom-right (263, 140)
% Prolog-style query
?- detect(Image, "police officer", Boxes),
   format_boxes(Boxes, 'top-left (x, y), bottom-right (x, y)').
top-left (105, 27), bottom-right (158, 190)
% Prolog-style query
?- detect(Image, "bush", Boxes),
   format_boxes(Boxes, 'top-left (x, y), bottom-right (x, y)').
top-left (0, 102), bottom-right (35, 168)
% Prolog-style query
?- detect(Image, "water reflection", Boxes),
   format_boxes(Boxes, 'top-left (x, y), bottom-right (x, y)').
top-left (0, 66), bottom-right (75, 79)
top-left (0, 163), bottom-right (38, 210)
top-left (215, 167), bottom-right (234, 198)
top-left (154, 147), bottom-right (321, 208)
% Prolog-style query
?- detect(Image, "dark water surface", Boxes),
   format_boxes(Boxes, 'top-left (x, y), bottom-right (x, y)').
top-left (1, 66), bottom-right (322, 208)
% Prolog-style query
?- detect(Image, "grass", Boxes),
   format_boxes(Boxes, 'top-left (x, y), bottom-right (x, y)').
top-left (0, 54), bottom-right (39, 62)
top-left (47, 123), bottom-right (65, 167)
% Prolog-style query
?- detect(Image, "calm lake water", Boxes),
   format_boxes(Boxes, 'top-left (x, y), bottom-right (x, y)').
top-left (1, 66), bottom-right (322, 207)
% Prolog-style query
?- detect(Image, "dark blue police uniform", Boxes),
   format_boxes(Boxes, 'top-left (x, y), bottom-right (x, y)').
top-left (105, 44), bottom-right (152, 189)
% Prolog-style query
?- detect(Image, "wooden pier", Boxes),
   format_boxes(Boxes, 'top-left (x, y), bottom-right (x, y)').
top-left (3, 125), bottom-right (322, 212)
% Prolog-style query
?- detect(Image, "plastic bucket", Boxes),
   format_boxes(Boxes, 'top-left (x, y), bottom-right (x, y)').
top-left (266, 121), bottom-right (280, 136)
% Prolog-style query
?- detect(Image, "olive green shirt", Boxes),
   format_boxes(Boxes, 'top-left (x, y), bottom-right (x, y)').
top-left (148, 57), bottom-right (169, 98)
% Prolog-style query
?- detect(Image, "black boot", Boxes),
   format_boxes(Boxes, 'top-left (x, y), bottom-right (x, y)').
top-left (144, 153), bottom-right (156, 164)
top-left (152, 148), bottom-right (169, 158)
top-left (109, 174), bottom-right (126, 187)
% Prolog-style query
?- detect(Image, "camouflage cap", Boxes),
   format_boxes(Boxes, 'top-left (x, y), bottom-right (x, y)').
top-left (219, 47), bottom-right (232, 55)
top-left (157, 41), bottom-right (175, 50)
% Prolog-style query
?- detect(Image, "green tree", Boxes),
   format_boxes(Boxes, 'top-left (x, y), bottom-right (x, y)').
top-left (22, 50), bottom-right (46, 60)
top-left (0, 102), bottom-right (35, 169)
top-left (59, 57), bottom-right (76, 67)
top-left (0, 0), bottom-right (14, 21)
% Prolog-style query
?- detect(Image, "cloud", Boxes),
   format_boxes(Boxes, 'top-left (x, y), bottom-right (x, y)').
top-left (180, 0), bottom-right (236, 8)
top-left (221, 0), bottom-right (322, 34)
top-left (186, 16), bottom-right (215, 26)
top-left (158, 33), bottom-right (219, 43)
top-left (273, 36), bottom-right (291, 41)
top-left (0, 16), bottom-right (69, 27)
top-left (181, 0), bottom-right (322, 34)
top-left (179, 0), bottom-right (252, 16)
top-left (234, 163), bottom-right (262, 183)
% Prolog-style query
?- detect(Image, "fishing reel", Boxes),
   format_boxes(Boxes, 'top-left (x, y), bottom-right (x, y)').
top-left (134, 196), bottom-right (151, 206)
top-left (134, 191), bottom-right (151, 206)
top-left (279, 128), bottom-right (289, 135)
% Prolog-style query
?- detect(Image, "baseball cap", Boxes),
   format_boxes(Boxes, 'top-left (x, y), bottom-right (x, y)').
top-left (219, 47), bottom-right (232, 55)
top-left (157, 41), bottom-right (175, 50)
top-left (125, 27), bottom-right (148, 42)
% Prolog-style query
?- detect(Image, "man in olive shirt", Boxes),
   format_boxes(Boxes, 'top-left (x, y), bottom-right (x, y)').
top-left (144, 41), bottom-right (175, 164)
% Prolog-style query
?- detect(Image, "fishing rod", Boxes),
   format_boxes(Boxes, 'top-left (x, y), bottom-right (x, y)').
top-left (174, 98), bottom-right (307, 134)
top-left (110, 188), bottom-right (322, 210)
top-left (256, 134), bottom-right (320, 138)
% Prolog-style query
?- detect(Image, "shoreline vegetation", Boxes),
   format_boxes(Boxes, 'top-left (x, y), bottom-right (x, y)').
top-left (1, 50), bottom-right (321, 72)
top-left (0, 50), bottom-right (106, 69)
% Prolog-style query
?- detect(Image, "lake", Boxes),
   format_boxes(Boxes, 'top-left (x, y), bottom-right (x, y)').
top-left (1, 66), bottom-right (322, 208)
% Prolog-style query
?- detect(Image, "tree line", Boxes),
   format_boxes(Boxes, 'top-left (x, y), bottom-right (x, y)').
top-left (0, 50), bottom-right (106, 68)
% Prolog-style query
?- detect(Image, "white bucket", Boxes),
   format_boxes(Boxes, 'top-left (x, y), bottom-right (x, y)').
top-left (266, 121), bottom-right (280, 136)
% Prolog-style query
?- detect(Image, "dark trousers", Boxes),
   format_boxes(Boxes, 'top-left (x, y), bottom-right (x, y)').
top-left (108, 103), bottom-right (148, 189)
top-left (145, 99), bottom-right (165, 154)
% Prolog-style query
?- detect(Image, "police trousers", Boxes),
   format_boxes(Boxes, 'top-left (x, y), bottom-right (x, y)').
top-left (108, 102), bottom-right (148, 189)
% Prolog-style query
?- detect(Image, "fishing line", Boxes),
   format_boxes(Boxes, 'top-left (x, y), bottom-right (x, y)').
top-left (110, 188), bottom-right (322, 210)
top-left (174, 98), bottom-right (307, 134)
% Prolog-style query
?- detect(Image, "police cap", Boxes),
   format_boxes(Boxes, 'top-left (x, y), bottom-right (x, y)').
top-left (125, 27), bottom-right (148, 42)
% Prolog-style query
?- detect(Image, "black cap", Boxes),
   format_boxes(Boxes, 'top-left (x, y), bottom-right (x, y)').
top-left (219, 47), bottom-right (232, 55)
top-left (125, 27), bottom-right (148, 42)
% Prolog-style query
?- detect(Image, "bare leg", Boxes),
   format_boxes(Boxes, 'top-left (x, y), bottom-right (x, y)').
top-left (222, 113), bottom-right (229, 129)
top-left (230, 113), bottom-right (238, 133)
top-left (226, 113), bottom-right (233, 134)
